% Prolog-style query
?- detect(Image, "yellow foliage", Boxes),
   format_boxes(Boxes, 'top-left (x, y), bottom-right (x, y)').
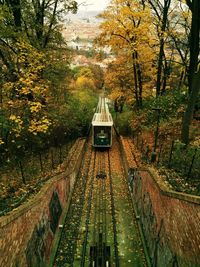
top-left (96, 0), bottom-right (157, 104)
top-left (3, 41), bottom-right (51, 137)
top-left (0, 138), bottom-right (4, 145)
top-left (9, 115), bottom-right (24, 136)
top-left (9, 115), bottom-right (17, 121)
top-left (28, 117), bottom-right (51, 135)
top-left (75, 76), bottom-right (95, 90)
top-left (30, 102), bottom-right (43, 113)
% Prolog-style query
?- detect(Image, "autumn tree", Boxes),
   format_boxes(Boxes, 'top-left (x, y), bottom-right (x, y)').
top-left (145, 0), bottom-right (172, 96)
top-left (97, 0), bottom-right (156, 108)
top-left (104, 56), bottom-right (133, 100)
top-left (87, 64), bottom-right (104, 90)
top-left (43, 48), bottom-right (74, 103)
top-left (0, 40), bottom-right (53, 168)
top-left (2, 42), bottom-right (51, 139)
top-left (167, 4), bottom-right (191, 89)
top-left (0, 0), bottom-right (79, 152)
top-left (70, 65), bottom-right (104, 92)
top-left (0, 0), bottom-right (78, 80)
top-left (103, 56), bottom-right (135, 112)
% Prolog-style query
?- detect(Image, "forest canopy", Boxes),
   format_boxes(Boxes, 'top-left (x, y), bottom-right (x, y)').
top-left (96, 0), bottom-right (200, 145)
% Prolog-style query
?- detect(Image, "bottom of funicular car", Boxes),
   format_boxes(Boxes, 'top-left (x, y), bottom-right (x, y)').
top-left (93, 144), bottom-right (112, 148)
top-left (92, 127), bottom-right (112, 148)
top-left (92, 139), bottom-right (112, 148)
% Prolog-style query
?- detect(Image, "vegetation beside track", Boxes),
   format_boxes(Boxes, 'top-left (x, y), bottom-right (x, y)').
top-left (112, 92), bottom-right (200, 196)
top-left (0, 85), bottom-right (98, 217)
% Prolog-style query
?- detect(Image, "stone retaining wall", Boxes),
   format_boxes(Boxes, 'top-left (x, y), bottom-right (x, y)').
top-left (119, 136), bottom-right (200, 267)
top-left (0, 138), bottom-right (86, 267)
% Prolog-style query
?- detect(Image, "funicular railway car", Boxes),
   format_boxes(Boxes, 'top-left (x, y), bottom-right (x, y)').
top-left (92, 97), bottom-right (113, 148)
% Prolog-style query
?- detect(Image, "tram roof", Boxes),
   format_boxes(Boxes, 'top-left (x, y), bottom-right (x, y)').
top-left (92, 112), bottom-right (113, 126)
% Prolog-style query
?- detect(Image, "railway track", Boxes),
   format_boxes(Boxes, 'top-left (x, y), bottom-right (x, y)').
top-left (80, 150), bottom-right (96, 267)
top-left (53, 136), bottom-right (147, 267)
top-left (76, 150), bottom-right (119, 267)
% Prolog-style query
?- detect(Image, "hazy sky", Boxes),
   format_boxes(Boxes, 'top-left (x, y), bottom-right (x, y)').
top-left (77, 0), bottom-right (110, 11)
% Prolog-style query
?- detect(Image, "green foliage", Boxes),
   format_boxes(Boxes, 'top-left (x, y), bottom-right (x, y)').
top-left (157, 140), bottom-right (200, 195)
top-left (131, 90), bottom-right (187, 130)
top-left (70, 90), bottom-right (98, 135)
top-left (148, 90), bottom-right (185, 120)
top-left (22, 85), bottom-right (98, 155)
top-left (167, 141), bottom-right (200, 181)
top-left (112, 107), bottom-right (132, 135)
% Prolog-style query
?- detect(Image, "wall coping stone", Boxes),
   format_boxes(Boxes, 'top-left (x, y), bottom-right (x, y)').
top-left (118, 136), bottom-right (200, 205)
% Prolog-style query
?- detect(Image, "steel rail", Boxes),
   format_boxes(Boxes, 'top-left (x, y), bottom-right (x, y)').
top-left (108, 150), bottom-right (120, 267)
top-left (80, 151), bottom-right (96, 267)
top-left (90, 151), bottom-right (100, 267)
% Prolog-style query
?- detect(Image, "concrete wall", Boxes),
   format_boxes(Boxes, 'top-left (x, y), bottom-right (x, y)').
top-left (119, 137), bottom-right (200, 267)
top-left (0, 138), bottom-right (86, 267)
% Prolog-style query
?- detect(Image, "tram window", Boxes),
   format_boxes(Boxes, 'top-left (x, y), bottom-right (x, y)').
top-left (97, 130), bottom-right (108, 139)
top-left (94, 126), bottom-right (111, 140)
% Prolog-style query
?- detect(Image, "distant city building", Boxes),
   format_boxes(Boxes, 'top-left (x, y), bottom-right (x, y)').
top-left (64, 12), bottom-right (115, 69)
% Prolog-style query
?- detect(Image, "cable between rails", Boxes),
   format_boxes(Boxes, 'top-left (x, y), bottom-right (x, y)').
top-left (80, 151), bottom-right (97, 267)
top-left (108, 151), bottom-right (120, 267)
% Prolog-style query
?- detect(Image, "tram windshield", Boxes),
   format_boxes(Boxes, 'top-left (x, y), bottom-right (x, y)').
top-left (97, 130), bottom-right (108, 139)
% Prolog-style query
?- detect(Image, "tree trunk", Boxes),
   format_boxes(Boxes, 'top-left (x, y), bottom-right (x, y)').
top-left (0, 49), bottom-right (17, 81)
top-left (187, 0), bottom-right (200, 93)
top-left (150, 0), bottom-right (171, 97)
top-left (178, 70), bottom-right (185, 90)
top-left (43, 0), bottom-right (59, 48)
top-left (7, 0), bottom-right (22, 30)
top-left (181, 0), bottom-right (200, 144)
top-left (156, 38), bottom-right (164, 96)
top-left (34, 0), bottom-right (45, 47)
top-left (135, 52), bottom-right (143, 107)
top-left (161, 58), bottom-right (168, 94)
top-left (132, 52), bottom-right (140, 108)
top-left (137, 64), bottom-right (143, 107)
top-left (181, 69), bottom-right (200, 144)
